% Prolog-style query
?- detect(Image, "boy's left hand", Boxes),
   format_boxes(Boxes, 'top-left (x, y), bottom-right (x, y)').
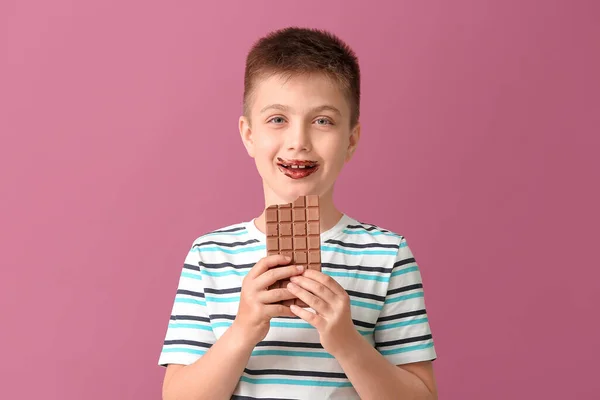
top-left (287, 269), bottom-right (362, 358)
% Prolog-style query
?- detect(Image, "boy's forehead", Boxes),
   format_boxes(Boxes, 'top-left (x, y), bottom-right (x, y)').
top-left (251, 73), bottom-right (349, 114)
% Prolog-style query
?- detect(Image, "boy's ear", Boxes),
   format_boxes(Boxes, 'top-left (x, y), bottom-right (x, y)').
top-left (239, 115), bottom-right (255, 158)
top-left (345, 122), bottom-right (361, 162)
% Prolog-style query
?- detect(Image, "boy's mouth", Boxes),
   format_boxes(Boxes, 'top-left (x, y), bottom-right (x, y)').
top-left (276, 158), bottom-right (320, 180)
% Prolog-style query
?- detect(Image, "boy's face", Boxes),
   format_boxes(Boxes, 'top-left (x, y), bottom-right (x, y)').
top-left (239, 73), bottom-right (360, 206)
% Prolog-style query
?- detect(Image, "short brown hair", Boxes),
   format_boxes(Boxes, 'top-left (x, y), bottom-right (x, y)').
top-left (243, 27), bottom-right (361, 127)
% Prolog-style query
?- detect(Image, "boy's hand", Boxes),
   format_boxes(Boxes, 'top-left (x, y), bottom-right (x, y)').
top-left (233, 255), bottom-right (304, 346)
top-left (286, 269), bottom-right (362, 358)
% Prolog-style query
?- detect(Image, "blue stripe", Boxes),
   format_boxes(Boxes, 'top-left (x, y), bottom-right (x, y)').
top-left (201, 269), bottom-right (250, 277)
top-left (161, 347), bottom-right (207, 356)
top-left (179, 291), bottom-right (411, 309)
top-left (195, 265), bottom-right (409, 279)
top-left (350, 299), bottom-right (383, 310)
top-left (174, 297), bottom-right (207, 306)
top-left (386, 292), bottom-right (424, 304)
top-left (391, 266), bottom-right (418, 277)
top-left (326, 271), bottom-right (390, 282)
top-left (251, 350), bottom-right (334, 358)
top-left (181, 271), bottom-right (202, 280)
top-left (207, 320), bottom-right (370, 336)
top-left (270, 321), bottom-right (315, 329)
top-left (212, 321), bottom-right (233, 329)
top-left (342, 229), bottom-right (400, 237)
top-left (375, 317), bottom-right (429, 331)
top-left (205, 295), bottom-right (240, 303)
top-left (240, 376), bottom-right (351, 387)
top-left (168, 322), bottom-right (212, 331)
top-left (321, 246), bottom-right (398, 256)
top-left (191, 245), bottom-right (265, 254)
top-left (160, 344), bottom-right (428, 360)
top-left (379, 341), bottom-right (434, 356)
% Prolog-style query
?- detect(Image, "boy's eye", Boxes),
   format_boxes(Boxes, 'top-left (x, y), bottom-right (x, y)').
top-left (315, 118), bottom-right (333, 126)
top-left (268, 116), bottom-right (286, 124)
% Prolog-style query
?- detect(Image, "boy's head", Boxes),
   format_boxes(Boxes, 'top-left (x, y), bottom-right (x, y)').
top-left (239, 27), bottom-right (361, 206)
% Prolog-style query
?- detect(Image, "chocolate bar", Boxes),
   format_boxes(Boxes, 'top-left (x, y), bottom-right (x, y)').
top-left (266, 195), bottom-right (321, 307)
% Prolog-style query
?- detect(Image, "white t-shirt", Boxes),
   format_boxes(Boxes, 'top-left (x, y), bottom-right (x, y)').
top-left (158, 214), bottom-right (437, 399)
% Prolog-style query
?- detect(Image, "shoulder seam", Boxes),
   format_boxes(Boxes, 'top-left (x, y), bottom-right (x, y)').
top-left (192, 224), bottom-right (249, 244)
top-left (347, 221), bottom-right (403, 238)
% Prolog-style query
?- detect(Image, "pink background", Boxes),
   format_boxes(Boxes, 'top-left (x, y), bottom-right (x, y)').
top-left (1, 0), bottom-right (599, 399)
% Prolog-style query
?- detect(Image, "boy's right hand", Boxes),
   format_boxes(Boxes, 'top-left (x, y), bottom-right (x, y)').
top-left (232, 255), bottom-right (304, 346)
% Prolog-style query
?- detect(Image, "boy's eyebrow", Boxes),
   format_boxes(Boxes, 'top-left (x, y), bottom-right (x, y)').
top-left (260, 104), bottom-right (342, 116)
top-left (311, 105), bottom-right (342, 116)
top-left (260, 104), bottom-right (290, 113)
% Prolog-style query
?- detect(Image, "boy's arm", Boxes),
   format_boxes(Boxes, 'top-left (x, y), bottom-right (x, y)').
top-left (162, 323), bottom-right (254, 400)
top-left (287, 235), bottom-right (437, 399)
top-left (333, 335), bottom-right (437, 400)
top-left (287, 270), bottom-right (438, 399)
top-left (160, 251), bottom-right (302, 400)
top-left (333, 236), bottom-right (437, 399)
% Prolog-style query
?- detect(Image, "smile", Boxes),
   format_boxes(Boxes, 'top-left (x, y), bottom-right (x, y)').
top-left (277, 158), bottom-right (320, 180)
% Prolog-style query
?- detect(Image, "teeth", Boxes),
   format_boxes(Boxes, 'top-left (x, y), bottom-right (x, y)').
top-left (280, 162), bottom-right (316, 170)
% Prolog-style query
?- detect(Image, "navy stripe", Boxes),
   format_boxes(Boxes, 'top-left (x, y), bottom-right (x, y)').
top-left (183, 263), bottom-right (200, 271)
top-left (209, 314), bottom-right (310, 321)
top-left (208, 315), bottom-right (373, 331)
top-left (346, 290), bottom-right (386, 302)
top-left (231, 396), bottom-right (292, 400)
top-left (199, 261), bottom-right (255, 270)
top-left (176, 289), bottom-right (205, 298)
top-left (204, 287), bottom-right (241, 295)
top-left (209, 314), bottom-right (302, 321)
top-left (256, 341), bottom-right (323, 349)
top-left (322, 262), bottom-right (392, 274)
top-left (376, 334), bottom-right (433, 348)
top-left (163, 339), bottom-right (212, 348)
top-left (393, 258), bottom-right (416, 268)
top-left (387, 283), bottom-right (422, 296)
top-left (211, 227), bottom-right (246, 234)
top-left (325, 239), bottom-right (399, 249)
top-left (209, 314), bottom-right (236, 320)
top-left (352, 319), bottom-right (375, 329)
top-left (200, 289), bottom-right (386, 306)
top-left (349, 224), bottom-right (392, 233)
top-left (244, 368), bottom-right (347, 379)
top-left (170, 315), bottom-right (210, 323)
top-left (194, 239), bottom-right (260, 248)
top-left (377, 309), bottom-right (427, 323)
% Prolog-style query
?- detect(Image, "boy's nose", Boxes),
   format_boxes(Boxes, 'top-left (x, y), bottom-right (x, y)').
top-left (286, 124), bottom-right (312, 151)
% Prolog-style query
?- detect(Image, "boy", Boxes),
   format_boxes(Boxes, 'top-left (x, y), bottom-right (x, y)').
top-left (159, 27), bottom-right (438, 399)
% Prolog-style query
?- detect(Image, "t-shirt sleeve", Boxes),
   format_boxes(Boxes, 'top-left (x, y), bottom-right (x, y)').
top-left (374, 236), bottom-right (437, 365)
top-left (158, 241), bottom-right (217, 367)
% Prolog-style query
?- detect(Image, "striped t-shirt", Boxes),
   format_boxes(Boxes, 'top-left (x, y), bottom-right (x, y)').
top-left (158, 214), bottom-right (437, 399)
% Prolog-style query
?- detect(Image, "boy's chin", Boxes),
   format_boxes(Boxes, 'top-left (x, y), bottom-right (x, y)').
top-left (270, 186), bottom-right (323, 204)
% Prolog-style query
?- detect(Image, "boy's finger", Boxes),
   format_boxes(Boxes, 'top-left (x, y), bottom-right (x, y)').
top-left (258, 288), bottom-right (296, 304)
top-left (255, 264), bottom-right (304, 289)
top-left (246, 255), bottom-right (292, 280)
top-left (264, 304), bottom-right (296, 318)
top-left (289, 275), bottom-right (336, 303)
top-left (301, 269), bottom-right (347, 297)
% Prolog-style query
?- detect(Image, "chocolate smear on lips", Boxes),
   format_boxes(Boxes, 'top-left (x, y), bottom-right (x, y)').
top-left (277, 157), bottom-right (320, 179)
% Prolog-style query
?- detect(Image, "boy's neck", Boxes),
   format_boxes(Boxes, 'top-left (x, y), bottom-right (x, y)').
top-left (253, 188), bottom-right (343, 235)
